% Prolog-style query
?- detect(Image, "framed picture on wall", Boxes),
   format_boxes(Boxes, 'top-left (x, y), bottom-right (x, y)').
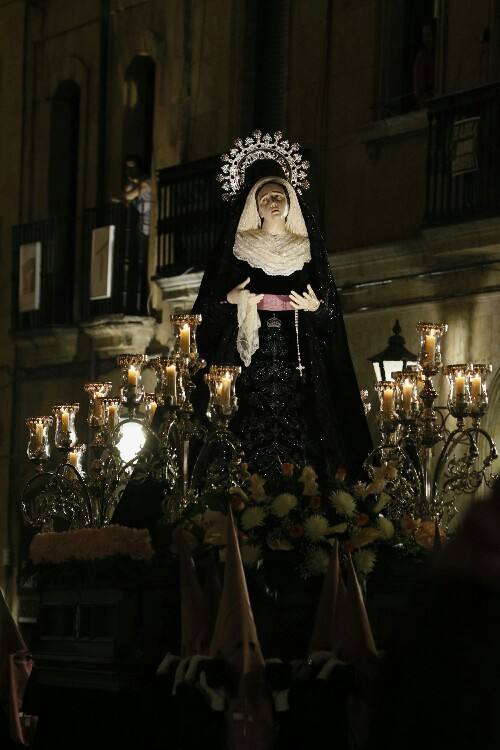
top-left (19, 242), bottom-right (41, 312)
top-left (90, 225), bottom-right (115, 300)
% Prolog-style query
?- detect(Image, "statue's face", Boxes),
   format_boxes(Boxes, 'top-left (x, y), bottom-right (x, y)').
top-left (256, 182), bottom-right (289, 224)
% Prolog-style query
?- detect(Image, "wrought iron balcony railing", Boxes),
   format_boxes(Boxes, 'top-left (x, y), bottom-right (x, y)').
top-left (12, 217), bottom-right (75, 331)
top-left (82, 202), bottom-right (149, 320)
top-left (155, 156), bottom-right (229, 278)
top-left (425, 82), bottom-right (500, 225)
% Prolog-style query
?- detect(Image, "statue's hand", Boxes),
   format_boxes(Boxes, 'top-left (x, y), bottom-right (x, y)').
top-left (227, 277), bottom-right (264, 305)
top-left (289, 284), bottom-right (321, 312)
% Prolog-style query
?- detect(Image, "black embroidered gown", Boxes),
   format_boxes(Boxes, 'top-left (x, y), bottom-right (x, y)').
top-left (192, 192), bottom-right (372, 481)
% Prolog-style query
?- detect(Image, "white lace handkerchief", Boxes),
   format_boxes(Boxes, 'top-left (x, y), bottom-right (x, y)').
top-left (236, 290), bottom-right (261, 367)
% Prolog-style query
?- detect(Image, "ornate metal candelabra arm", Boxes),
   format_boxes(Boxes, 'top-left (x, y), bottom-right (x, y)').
top-left (21, 462), bottom-right (94, 530)
top-left (369, 323), bottom-right (497, 526)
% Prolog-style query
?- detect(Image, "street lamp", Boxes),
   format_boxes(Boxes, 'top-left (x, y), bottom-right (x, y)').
top-left (368, 320), bottom-right (419, 382)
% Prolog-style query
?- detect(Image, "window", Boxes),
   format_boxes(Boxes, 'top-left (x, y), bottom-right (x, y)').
top-left (374, 0), bottom-right (438, 118)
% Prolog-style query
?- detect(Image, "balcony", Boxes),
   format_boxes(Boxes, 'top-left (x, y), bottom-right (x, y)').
top-left (82, 202), bottom-right (149, 320)
top-left (12, 205), bottom-right (154, 363)
top-left (425, 82), bottom-right (500, 225)
top-left (155, 156), bottom-right (229, 279)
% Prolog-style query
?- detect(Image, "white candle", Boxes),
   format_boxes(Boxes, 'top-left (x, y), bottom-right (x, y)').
top-left (402, 380), bottom-right (413, 410)
top-left (424, 334), bottom-right (436, 362)
top-left (221, 372), bottom-right (232, 409)
top-left (128, 366), bottom-right (138, 386)
top-left (148, 401), bottom-right (158, 422)
top-left (455, 375), bottom-right (465, 397)
top-left (166, 364), bottom-right (177, 399)
top-left (61, 410), bottom-right (69, 433)
top-left (471, 375), bottom-right (482, 402)
top-left (382, 387), bottom-right (394, 415)
top-left (69, 451), bottom-right (78, 467)
top-left (108, 404), bottom-right (118, 428)
top-left (180, 324), bottom-right (191, 354)
top-left (35, 422), bottom-right (44, 447)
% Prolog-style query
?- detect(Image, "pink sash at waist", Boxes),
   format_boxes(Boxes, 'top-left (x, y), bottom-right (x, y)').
top-left (257, 294), bottom-right (294, 312)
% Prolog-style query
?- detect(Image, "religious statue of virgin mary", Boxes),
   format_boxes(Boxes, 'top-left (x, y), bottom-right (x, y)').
top-left (192, 132), bottom-right (371, 479)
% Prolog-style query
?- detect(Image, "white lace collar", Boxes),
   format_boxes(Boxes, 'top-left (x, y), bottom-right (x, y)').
top-left (233, 230), bottom-right (311, 276)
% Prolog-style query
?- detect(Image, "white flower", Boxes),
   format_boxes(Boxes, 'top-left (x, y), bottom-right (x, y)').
top-left (354, 549), bottom-right (377, 576)
top-left (302, 547), bottom-right (330, 577)
top-left (241, 506), bottom-right (266, 530)
top-left (304, 514), bottom-right (329, 541)
top-left (330, 490), bottom-right (356, 517)
top-left (377, 515), bottom-right (395, 540)
top-left (240, 543), bottom-right (262, 567)
top-left (271, 493), bottom-right (298, 517)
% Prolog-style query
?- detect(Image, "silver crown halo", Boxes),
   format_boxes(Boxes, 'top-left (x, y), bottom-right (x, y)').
top-left (217, 130), bottom-right (310, 201)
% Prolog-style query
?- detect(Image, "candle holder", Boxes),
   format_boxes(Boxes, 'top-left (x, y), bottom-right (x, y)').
top-left (53, 404), bottom-right (79, 452)
top-left (416, 322), bottom-right (448, 374)
top-left (445, 364), bottom-right (471, 426)
top-left (26, 416), bottom-right (53, 465)
top-left (206, 365), bottom-right (242, 424)
top-left (392, 371), bottom-right (421, 421)
top-left (375, 381), bottom-right (399, 438)
top-left (188, 365), bottom-right (244, 500)
top-left (84, 382), bottom-right (112, 428)
top-left (117, 354), bottom-right (148, 409)
top-left (101, 397), bottom-right (122, 435)
top-left (467, 363), bottom-right (492, 423)
top-left (157, 356), bottom-right (182, 408)
top-left (66, 444), bottom-right (86, 475)
top-left (170, 314), bottom-right (202, 362)
top-left (145, 393), bottom-right (159, 425)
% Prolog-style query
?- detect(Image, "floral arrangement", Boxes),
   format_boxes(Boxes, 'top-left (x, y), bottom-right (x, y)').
top-left (178, 462), bottom-right (400, 580)
top-left (390, 516), bottom-right (446, 553)
top-left (29, 524), bottom-right (153, 565)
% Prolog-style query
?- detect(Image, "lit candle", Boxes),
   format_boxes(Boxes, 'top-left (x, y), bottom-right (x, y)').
top-left (424, 334), bottom-right (436, 362)
top-left (221, 371), bottom-right (232, 409)
top-left (35, 421), bottom-right (44, 447)
top-left (382, 387), bottom-right (394, 416)
top-left (402, 380), bottom-right (413, 411)
top-left (128, 366), bottom-right (138, 387)
top-left (147, 401), bottom-right (158, 423)
top-left (455, 375), bottom-right (466, 397)
top-left (471, 375), bottom-right (482, 402)
top-left (69, 451), bottom-right (78, 467)
top-left (180, 324), bottom-right (191, 354)
top-left (215, 382), bottom-right (224, 405)
top-left (108, 404), bottom-right (118, 428)
top-left (166, 364), bottom-right (177, 399)
top-left (61, 410), bottom-right (69, 433)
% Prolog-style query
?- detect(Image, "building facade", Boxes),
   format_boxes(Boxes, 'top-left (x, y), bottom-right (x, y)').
top-left (1, 0), bottom-right (500, 600)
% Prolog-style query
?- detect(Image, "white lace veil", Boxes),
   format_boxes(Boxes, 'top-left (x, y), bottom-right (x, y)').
top-left (236, 176), bottom-right (309, 237)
